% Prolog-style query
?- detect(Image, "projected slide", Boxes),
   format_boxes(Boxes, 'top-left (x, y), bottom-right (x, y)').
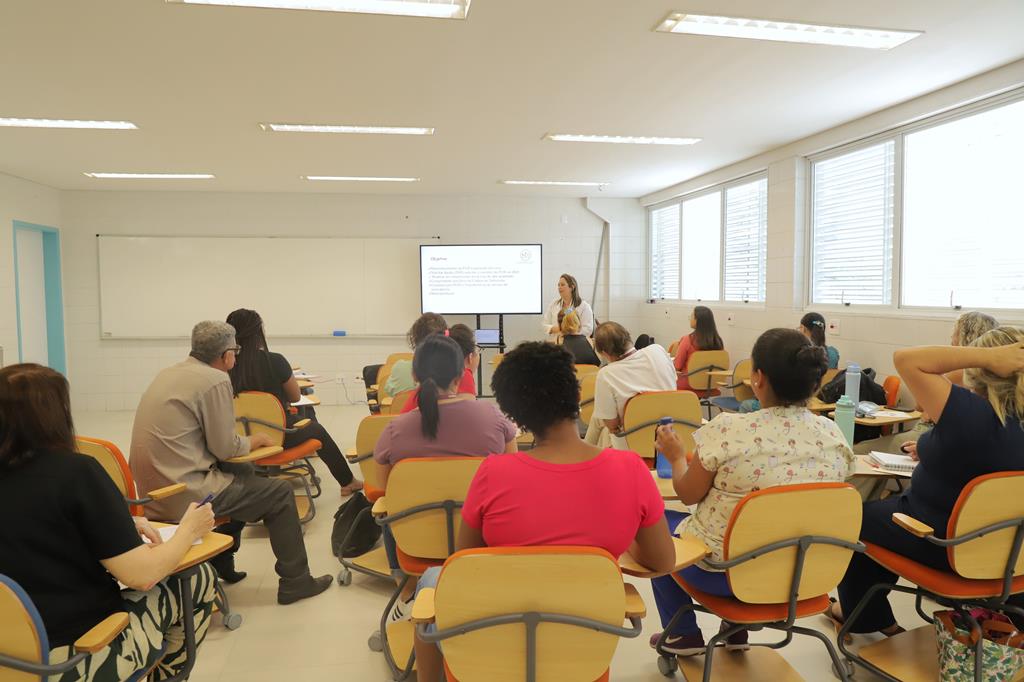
top-left (420, 244), bottom-right (543, 314)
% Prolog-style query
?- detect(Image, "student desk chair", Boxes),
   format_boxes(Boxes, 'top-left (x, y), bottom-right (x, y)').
top-left (654, 483), bottom-right (865, 682)
top-left (709, 359), bottom-right (755, 413)
top-left (680, 351), bottom-right (730, 420)
top-left (368, 354), bottom-right (413, 413)
top-left (0, 531), bottom-right (231, 682)
top-left (838, 471), bottom-right (1024, 682)
top-left (234, 391), bottom-right (322, 524)
top-left (577, 372), bottom-right (599, 435)
top-left (621, 391), bottom-right (703, 462)
top-left (338, 414), bottom-right (397, 587)
top-left (370, 457), bottom-right (484, 681)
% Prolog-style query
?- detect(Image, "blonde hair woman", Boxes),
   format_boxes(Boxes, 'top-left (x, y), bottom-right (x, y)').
top-left (559, 311), bottom-right (600, 365)
top-left (835, 327), bottom-right (1024, 636)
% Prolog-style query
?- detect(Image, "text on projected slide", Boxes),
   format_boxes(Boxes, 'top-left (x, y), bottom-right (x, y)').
top-left (420, 244), bottom-right (542, 314)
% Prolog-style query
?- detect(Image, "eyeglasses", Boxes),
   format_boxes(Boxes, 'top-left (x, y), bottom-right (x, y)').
top-left (224, 346), bottom-right (242, 356)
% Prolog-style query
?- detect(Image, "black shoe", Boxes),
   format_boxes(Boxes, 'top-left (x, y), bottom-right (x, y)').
top-left (277, 574), bottom-right (333, 605)
top-left (210, 554), bottom-right (248, 585)
top-left (719, 621), bottom-right (750, 651)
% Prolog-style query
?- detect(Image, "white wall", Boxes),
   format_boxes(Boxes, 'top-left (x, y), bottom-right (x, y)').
top-left (60, 191), bottom-right (644, 412)
top-left (624, 61), bottom-right (1024, 403)
top-left (0, 173), bottom-right (62, 369)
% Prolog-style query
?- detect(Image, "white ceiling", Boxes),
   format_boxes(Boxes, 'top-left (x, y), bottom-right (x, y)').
top-left (1, 0), bottom-right (1023, 197)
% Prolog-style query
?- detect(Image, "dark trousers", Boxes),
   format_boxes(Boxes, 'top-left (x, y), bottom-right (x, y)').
top-left (212, 463), bottom-right (310, 581)
top-left (284, 418), bottom-right (354, 486)
top-left (837, 495), bottom-right (951, 633)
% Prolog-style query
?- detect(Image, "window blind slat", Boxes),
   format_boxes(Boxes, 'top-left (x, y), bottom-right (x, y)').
top-left (724, 178), bottom-right (767, 302)
top-left (650, 204), bottom-right (680, 299)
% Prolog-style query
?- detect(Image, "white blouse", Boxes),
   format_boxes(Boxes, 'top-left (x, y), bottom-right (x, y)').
top-left (542, 298), bottom-right (594, 340)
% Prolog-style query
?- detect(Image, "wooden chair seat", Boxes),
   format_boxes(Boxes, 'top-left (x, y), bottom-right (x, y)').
top-left (395, 547), bottom-right (445, 577)
top-left (364, 483), bottom-right (385, 503)
top-left (865, 542), bottom-right (1024, 599)
top-left (250, 438), bottom-right (321, 466)
top-left (672, 573), bottom-right (831, 623)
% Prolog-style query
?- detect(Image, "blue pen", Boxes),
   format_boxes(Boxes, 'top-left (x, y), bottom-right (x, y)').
top-left (199, 493), bottom-right (215, 506)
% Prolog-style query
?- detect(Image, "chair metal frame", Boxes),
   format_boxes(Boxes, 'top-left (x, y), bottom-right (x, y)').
top-left (837, 512), bottom-right (1024, 682)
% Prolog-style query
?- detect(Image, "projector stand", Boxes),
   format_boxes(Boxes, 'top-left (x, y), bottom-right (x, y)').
top-left (475, 314), bottom-right (505, 398)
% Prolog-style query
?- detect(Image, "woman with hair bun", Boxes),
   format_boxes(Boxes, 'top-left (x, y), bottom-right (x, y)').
top-left (799, 312), bottom-right (840, 369)
top-left (647, 328), bottom-right (855, 656)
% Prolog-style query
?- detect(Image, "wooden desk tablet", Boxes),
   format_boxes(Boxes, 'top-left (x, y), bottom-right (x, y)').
top-left (620, 534), bottom-right (708, 579)
top-left (852, 454), bottom-right (913, 479)
top-left (150, 524), bottom-right (233, 572)
top-left (705, 370), bottom-right (732, 380)
top-left (296, 379), bottom-right (314, 389)
top-left (652, 469), bottom-right (678, 500)
top-left (227, 445), bottom-right (284, 463)
top-left (292, 394), bottom-right (321, 407)
top-left (828, 410), bottom-right (921, 427)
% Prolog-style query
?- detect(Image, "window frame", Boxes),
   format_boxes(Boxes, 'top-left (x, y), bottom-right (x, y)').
top-left (806, 86), bottom-right (1024, 319)
top-left (647, 171), bottom-right (769, 308)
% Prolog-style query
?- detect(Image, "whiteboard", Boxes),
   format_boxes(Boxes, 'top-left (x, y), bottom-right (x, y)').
top-left (97, 236), bottom-right (424, 338)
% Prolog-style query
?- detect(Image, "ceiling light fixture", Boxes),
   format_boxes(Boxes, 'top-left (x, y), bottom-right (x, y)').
top-left (166, 0), bottom-right (470, 19)
top-left (303, 175), bottom-right (420, 182)
top-left (261, 123), bottom-right (434, 135)
top-left (0, 118), bottom-right (137, 130)
top-left (83, 172), bottom-right (215, 179)
top-left (545, 133), bottom-right (701, 146)
top-left (501, 180), bottom-right (609, 187)
top-left (655, 12), bottom-right (922, 50)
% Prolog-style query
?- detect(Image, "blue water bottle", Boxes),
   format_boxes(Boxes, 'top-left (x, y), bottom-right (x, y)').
top-left (835, 395), bottom-right (856, 446)
top-left (845, 362), bottom-right (861, 406)
top-left (655, 416), bottom-right (674, 478)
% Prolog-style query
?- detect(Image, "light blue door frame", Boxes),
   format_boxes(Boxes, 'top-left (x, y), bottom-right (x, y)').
top-left (12, 220), bottom-right (66, 374)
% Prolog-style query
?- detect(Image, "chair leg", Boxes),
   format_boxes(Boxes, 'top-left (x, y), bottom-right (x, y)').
top-left (789, 623), bottom-right (854, 682)
top-left (375, 573), bottom-right (416, 681)
top-left (701, 622), bottom-right (739, 682)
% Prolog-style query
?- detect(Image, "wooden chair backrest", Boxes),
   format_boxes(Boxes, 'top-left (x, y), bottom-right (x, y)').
top-left (723, 483), bottom-right (861, 604)
top-left (574, 364), bottom-right (600, 379)
top-left (579, 373), bottom-right (598, 425)
top-left (667, 340), bottom-right (679, 356)
top-left (622, 391), bottom-right (701, 459)
top-left (948, 472), bottom-right (1024, 580)
top-left (385, 389), bottom-right (417, 415)
top-left (0, 574), bottom-right (46, 682)
top-left (435, 547), bottom-right (625, 682)
top-left (820, 368), bottom-right (840, 392)
top-left (353, 415), bottom-right (396, 489)
top-left (385, 352), bottom-right (413, 366)
top-left (386, 457), bottom-right (483, 559)
top-left (686, 350), bottom-right (729, 391)
top-left (376, 354), bottom-right (413, 399)
top-left (882, 375), bottom-right (901, 408)
top-left (732, 358), bottom-right (755, 402)
top-left (75, 436), bottom-right (135, 501)
top-left (233, 391), bottom-right (286, 447)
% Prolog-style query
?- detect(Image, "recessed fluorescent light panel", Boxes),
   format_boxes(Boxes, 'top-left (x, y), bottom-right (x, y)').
top-left (0, 118), bottom-right (137, 130)
top-left (501, 180), bottom-right (608, 187)
top-left (166, 0), bottom-right (470, 19)
top-left (304, 175), bottom-right (420, 182)
top-left (84, 172), bottom-right (214, 179)
top-left (261, 123), bottom-right (434, 135)
top-left (545, 133), bottom-right (701, 146)
top-left (656, 12), bottom-right (922, 50)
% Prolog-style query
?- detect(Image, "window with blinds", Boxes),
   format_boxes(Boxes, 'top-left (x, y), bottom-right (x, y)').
top-left (811, 140), bottom-right (895, 305)
top-left (681, 192), bottom-right (722, 300)
top-left (901, 97), bottom-right (1024, 310)
top-left (650, 203), bottom-right (680, 299)
top-left (724, 177), bottom-right (768, 302)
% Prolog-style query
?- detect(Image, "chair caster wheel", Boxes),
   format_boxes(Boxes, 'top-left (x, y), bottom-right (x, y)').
top-left (338, 568), bottom-right (352, 586)
top-left (223, 613), bottom-right (243, 630)
top-left (657, 654), bottom-right (678, 677)
top-left (368, 630), bottom-right (384, 652)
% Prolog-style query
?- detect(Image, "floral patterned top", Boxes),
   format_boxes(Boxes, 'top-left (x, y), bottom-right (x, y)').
top-left (679, 406), bottom-right (855, 568)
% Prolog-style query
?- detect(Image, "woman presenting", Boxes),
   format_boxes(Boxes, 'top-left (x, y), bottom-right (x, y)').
top-left (542, 273), bottom-right (594, 340)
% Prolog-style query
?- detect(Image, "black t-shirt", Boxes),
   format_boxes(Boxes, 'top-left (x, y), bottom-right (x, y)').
top-left (563, 335), bottom-right (600, 366)
top-left (908, 385), bottom-right (1024, 533)
top-left (0, 449), bottom-right (142, 647)
top-left (232, 350), bottom-right (294, 409)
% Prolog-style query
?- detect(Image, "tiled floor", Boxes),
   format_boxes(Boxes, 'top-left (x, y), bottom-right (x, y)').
top-left (76, 404), bottom-right (928, 681)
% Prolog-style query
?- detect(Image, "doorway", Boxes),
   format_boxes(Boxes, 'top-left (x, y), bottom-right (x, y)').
top-left (13, 221), bottom-right (65, 374)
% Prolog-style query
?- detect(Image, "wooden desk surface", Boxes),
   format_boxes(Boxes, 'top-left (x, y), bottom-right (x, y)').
top-left (705, 370), bottom-right (732, 379)
top-left (852, 454), bottom-right (913, 479)
top-left (808, 398), bottom-right (835, 413)
top-left (652, 469), bottom-right (677, 500)
top-left (292, 394), bottom-right (321, 407)
top-left (620, 534), bottom-right (708, 578)
top-left (296, 379), bottom-right (314, 389)
top-left (151, 524), bottom-right (233, 572)
top-left (828, 409), bottom-right (921, 427)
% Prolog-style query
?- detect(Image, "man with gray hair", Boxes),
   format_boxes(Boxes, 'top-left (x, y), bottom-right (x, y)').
top-left (130, 321), bottom-right (332, 605)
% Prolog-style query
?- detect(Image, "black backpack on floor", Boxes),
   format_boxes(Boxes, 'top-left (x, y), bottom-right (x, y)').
top-left (331, 492), bottom-right (381, 558)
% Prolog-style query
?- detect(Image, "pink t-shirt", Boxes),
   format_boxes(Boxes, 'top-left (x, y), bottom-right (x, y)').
top-left (461, 448), bottom-right (665, 558)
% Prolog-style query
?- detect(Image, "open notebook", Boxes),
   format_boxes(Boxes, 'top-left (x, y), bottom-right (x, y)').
top-left (144, 524), bottom-right (202, 546)
top-left (868, 451), bottom-right (918, 473)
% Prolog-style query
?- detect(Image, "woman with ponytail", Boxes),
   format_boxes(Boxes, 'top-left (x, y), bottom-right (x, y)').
top-left (647, 328), bottom-right (854, 655)
top-left (225, 309), bottom-right (360, 494)
top-left (835, 327), bottom-right (1024, 637)
top-left (799, 312), bottom-right (840, 369)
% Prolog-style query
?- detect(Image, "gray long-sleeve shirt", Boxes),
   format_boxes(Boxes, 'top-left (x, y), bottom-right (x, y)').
top-left (130, 357), bottom-right (250, 520)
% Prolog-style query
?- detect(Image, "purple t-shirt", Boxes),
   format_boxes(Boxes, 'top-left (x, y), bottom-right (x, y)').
top-left (373, 399), bottom-right (518, 466)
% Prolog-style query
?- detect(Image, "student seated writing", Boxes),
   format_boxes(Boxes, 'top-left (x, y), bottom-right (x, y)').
top-left (834, 328), bottom-right (1024, 636)
top-left (585, 321), bottom-right (676, 448)
top-left (374, 334), bottom-right (518, 615)
top-left (226, 308), bottom-right (362, 496)
top-left (0, 364), bottom-right (218, 682)
top-left (650, 328), bottom-right (855, 655)
top-left (412, 341), bottom-right (676, 682)
top-left (673, 305), bottom-right (724, 392)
